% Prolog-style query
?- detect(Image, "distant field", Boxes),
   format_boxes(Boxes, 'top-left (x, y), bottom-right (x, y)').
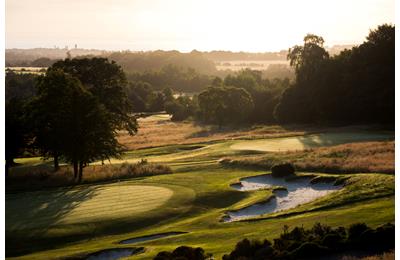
top-left (7, 114), bottom-right (395, 259)
top-left (215, 60), bottom-right (289, 71)
top-left (6, 67), bottom-right (45, 74)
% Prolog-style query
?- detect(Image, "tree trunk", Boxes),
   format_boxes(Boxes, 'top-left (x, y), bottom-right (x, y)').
top-left (78, 161), bottom-right (84, 183)
top-left (54, 154), bottom-right (59, 172)
top-left (5, 158), bottom-right (15, 178)
top-left (5, 159), bottom-right (10, 178)
top-left (73, 161), bottom-right (78, 180)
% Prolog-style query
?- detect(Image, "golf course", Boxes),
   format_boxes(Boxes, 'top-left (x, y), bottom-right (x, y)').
top-left (5, 114), bottom-right (394, 259)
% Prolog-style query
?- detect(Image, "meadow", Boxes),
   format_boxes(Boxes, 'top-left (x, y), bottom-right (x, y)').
top-left (6, 115), bottom-right (395, 259)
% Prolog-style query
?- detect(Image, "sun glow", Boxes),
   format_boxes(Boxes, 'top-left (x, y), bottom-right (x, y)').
top-left (6, 0), bottom-right (395, 51)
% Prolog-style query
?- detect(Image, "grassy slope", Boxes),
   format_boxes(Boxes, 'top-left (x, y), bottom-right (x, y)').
top-left (7, 164), bottom-right (394, 259)
top-left (6, 124), bottom-right (395, 259)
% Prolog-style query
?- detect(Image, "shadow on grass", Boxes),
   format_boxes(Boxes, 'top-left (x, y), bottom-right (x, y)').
top-left (194, 190), bottom-right (248, 209)
top-left (6, 186), bottom-right (99, 257)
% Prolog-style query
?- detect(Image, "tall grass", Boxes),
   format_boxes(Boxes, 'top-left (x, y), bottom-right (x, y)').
top-left (341, 250), bottom-right (394, 260)
top-left (118, 115), bottom-right (308, 150)
top-left (221, 141), bottom-right (394, 174)
top-left (6, 161), bottom-right (172, 192)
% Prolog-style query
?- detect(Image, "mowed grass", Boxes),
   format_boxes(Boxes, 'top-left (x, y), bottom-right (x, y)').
top-left (6, 181), bottom-right (195, 257)
top-left (6, 115), bottom-right (395, 259)
top-left (6, 185), bottom-right (173, 229)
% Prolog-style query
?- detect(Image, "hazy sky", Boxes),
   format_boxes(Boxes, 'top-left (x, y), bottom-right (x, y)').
top-left (6, 0), bottom-right (395, 52)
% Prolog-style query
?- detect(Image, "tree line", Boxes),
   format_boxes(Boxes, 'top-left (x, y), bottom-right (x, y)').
top-left (275, 24), bottom-right (394, 125)
top-left (164, 69), bottom-right (291, 125)
top-left (165, 24), bottom-right (394, 127)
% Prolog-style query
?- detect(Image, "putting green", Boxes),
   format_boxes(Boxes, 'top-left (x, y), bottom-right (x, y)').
top-left (6, 184), bottom-right (173, 230)
top-left (230, 132), bottom-right (393, 152)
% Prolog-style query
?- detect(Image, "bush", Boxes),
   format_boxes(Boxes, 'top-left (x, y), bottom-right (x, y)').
top-left (321, 233), bottom-right (344, 249)
top-left (156, 223), bottom-right (395, 260)
top-left (271, 163), bottom-right (295, 178)
top-left (289, 242), bottom-right (328, 259)
top-left (223, 238), bottom-right (274, 260)
top-left (348, 223), bottom-right (369, 241)
top-left (154, 246), bottom-right (211, 260)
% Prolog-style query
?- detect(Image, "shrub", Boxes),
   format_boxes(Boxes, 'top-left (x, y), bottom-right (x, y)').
top-left (289, 242), bottom-right (329, 259)
top-left (321, 233), bottom-right (344, 249)
top-left (157, 223), bottom-right (394, 260)
top-left (154, 246), bottom-right (211, 260)
top-left (223, 238), bottom-right (274, 260)
top-left (348, 223), bottom-right (369, 241)
top-left (271, 163), bottom-right (295, 178)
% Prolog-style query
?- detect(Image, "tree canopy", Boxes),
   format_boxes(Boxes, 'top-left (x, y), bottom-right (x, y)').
top-left (51, 57), bottom-right (137, 134)
top-left (198, 86), bottom-right (254, 126)
top-left (30, 68), bottom-right (121, 180)
top-left (275, 24), bottom-right (394, 125)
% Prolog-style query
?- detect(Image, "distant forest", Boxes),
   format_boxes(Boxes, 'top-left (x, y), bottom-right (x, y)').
top-left (6, 24), bottom-right (393, 126)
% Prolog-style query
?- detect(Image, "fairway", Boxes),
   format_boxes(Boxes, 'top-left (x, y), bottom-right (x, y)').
top-left (6, 122), bottom-right (395, 259)
top-left (230, 132), bottom-right (393, 152)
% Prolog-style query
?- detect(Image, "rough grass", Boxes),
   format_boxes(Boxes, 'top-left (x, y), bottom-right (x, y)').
top-left (117, 114), bottom-right (309, 150)
top-left (6, 161), bottom-right (172, 192)
top-left (341, 250), bottom-right (395, 260)
top-left (222, 141), bottom-right (394, 174)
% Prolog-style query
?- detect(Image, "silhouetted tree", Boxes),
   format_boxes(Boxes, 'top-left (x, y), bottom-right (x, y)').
top-left (5, 72), bottom-right (37, 102)
top-left (51, 57), bottom-right (138, 134)
top-left (5, 99), bottom-right (30, 176)
top-left (30, 69), bottom-right (121, 180)
top-left (275, 24), bottom-right (394, 125)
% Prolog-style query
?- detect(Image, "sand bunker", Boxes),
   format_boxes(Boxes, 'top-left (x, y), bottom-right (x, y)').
top-left (225, 174), bottom-right (342, 222)
top-left (86, 247), bottom-right (144, 260)
top-left (119, 232), bottom-right (187, 244)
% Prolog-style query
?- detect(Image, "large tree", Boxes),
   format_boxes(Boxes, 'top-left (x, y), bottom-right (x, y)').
top-left (62, 82), bottom-right (121, 181)
top-left (287, 34), bottom-right (329, 83)
top-left (30, 69), bottom-right (121, 180)
top-left (51, 57), bottom-right (138, 134)
top-left (275, 24), bottom-right (394, 125)
top-left (198, 86), bottom-right (254, 127)
top-left (29, 69), bottom-right (76, 170)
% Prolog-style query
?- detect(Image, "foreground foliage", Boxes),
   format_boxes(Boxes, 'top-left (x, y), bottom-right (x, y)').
top-left (154, 223), bottom-right (394, 260)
